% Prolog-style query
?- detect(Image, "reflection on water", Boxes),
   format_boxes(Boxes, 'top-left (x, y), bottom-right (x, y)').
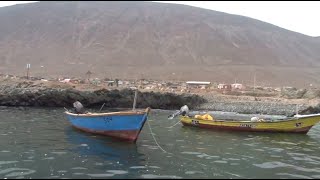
top-left (65, 126), bottom-right (144, 166)
top-left (64, 126), bottom-right (151, 179)
top-left (0, 107), bottom-right (320, 178)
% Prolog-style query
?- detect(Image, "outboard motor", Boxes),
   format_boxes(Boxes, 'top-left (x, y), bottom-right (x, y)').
top-left (73, 101), bottom-right (85, 114)
top-left (168, 105), bottom-right (190, 119)
top-left (180, 105), bottom-right (189, 116)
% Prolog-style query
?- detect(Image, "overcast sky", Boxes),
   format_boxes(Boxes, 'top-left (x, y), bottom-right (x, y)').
top-left (0, 1), bottom-right (319, 37)
top-left (155, 1), bottom-right (320, 37)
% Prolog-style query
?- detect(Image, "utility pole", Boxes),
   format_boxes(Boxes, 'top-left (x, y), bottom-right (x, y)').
top-left (253, 73), bottom-right (257, 100)
top-left (253, 73), bottom-right (256, 92)
top-left (132, 89), bottom-right (138, 111)
top-left (26, 64), bottom-right (31, 79)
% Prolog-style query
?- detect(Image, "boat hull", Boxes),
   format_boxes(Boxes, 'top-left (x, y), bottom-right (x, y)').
top-left (180, 114), bottom-right (320, 134)
top-left (70, 125), bottom-right (142, 141)
top-left (65, 108), bottom-right (150, 142)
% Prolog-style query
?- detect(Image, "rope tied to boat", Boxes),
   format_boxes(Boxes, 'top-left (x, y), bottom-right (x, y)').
top-left (146, 120), bottom-right (207, 167)
top-left (147, 120), bottom-right (167, 153)
top-left (166, 119), bottom-right (181, 128)
top-left (147, 120), bottom-right (247, 177)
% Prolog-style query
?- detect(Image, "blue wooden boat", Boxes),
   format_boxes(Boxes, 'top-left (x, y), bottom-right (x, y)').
top-left (65, 107), bottom-right (151, 142)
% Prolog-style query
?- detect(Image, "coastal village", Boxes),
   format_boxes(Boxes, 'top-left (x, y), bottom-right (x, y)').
top-left (1, 2), bottom-right (320, 180)
top-left (0, 72), bottom-right (285, 96)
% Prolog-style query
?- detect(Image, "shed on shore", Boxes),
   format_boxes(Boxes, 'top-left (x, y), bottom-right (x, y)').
top-left (186, 81), bottom-right (211, 89)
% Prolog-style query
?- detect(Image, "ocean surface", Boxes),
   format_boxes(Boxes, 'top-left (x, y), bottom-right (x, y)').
top-left (0, 107), bottom-right (320, 179)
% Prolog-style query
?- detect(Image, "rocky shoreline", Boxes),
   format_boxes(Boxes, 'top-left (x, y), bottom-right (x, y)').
top-left (0, 80), bottom-right (206, 110)
top-left (196, 92), bottom-right (320, 116)
top-left (1, 79), bottom-right (320, 116)
top-left (197, 98), bottom-right (307, 116)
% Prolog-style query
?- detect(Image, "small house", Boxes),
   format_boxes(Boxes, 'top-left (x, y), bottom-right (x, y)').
top-left (186, 81), bottom-right (211, 89)
top-left (231, 83), bottom-right (244, 90)
top-left (217, 84), bottom-right (232, 90)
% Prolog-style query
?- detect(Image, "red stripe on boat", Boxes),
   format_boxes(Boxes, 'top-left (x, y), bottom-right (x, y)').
top-left (72, 125), bottom-right (141, 142)
top-left (181, 122), bottom-right (313, 134)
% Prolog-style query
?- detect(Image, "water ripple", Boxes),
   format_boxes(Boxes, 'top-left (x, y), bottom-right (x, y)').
top-left (130, 166), bottom-right (146, 169)
top-left (253, 161), bottom-right (291, 168)
top-left (106, 170), bottom-right (128, 174)
top-left (0, 161), bottom-right (18, 165)
top-left (1, 108), bottom-right (320, 179)
top-left (185, 171), bottom-right (204, 175)
top-left (0, 168), bottom-right (36, 177)
top-left (141, 174), bottom-right (182, 179)
top-left (87, 173), bottom-right (115, 177)
top-left (254, 161), bottom-right (320, 173)
top-left (276, 173), bottom-right (312, 179)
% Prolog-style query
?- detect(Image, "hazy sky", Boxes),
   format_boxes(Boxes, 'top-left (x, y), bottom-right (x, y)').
top-left (0, 1), bottom-right (319, 37)
top-left (0, 1), bottom-right (35, 7)
top-left (155, 1), bottom-right (320, 37)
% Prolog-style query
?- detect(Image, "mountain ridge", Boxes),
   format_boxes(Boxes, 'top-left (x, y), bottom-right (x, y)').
top-left (0, 1), bottom-right (320, 87)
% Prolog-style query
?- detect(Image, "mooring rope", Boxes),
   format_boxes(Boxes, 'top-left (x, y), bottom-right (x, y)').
top-left (147, 120), bottom-right (207, 167)
top-left (166, 119), bottom-right (181, 128)
top-left (147, 120), bottom-right (167, 153)
top-left (146, 118), bottom-right (245, 178)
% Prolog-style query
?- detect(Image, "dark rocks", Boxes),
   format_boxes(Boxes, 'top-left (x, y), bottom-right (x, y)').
top-left (298, 103), bottom-right (320, 115)
top-left (0, 83), bottom-right (206, 110)
top-left (1, 81), bottom-right (319, 116)
top-left (280, 87), bottom-right (307, 99)
top-left (197, 101), bottom-right (307, 116)
top-left (197, 93), bottom-right (320, 116)
top-left (303, 89), bottom-right (320, 99)
top-left (280, 87), bottom-right (320, 99)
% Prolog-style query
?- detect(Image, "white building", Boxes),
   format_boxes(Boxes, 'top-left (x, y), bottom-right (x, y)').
top-left (218, 84), bottom-right (232, 90)
top-left (186, 81), bottom-right (211, 89)
top-left (231, 83), bottom-right (244, 90)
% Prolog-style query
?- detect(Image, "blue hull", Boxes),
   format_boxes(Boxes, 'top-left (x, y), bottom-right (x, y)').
top-left (65, 108), bottom-right (150, 142)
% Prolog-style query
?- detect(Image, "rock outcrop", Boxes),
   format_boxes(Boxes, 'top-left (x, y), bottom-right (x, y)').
top-left (1, 79), bottom-right (320, 116)
top-left (0, 81), bottom-right (206, 110)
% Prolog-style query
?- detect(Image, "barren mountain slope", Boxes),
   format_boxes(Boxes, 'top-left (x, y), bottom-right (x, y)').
top-left (0, 1), bottom-right (320, 87)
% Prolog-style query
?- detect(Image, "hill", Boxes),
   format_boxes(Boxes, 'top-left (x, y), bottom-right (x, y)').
top-left (0, 1), bottom-right (320, 87)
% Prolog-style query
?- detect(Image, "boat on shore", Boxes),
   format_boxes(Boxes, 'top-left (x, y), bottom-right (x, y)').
top-left (169, 105), bottom-right (320, 134)
top-left (65, 89), bottom-right (151, 142)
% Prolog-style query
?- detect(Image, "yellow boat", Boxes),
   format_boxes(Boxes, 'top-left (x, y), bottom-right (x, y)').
top-left (169, 105), bottom-right (320, 134)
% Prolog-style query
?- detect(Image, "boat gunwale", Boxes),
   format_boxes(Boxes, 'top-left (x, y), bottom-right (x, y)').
top-left (181, 114), bottom-right (320, 124)
top-left (65, 107), bottom-right (150, 117)
top-left (180, 121), bottom-right (313, 133)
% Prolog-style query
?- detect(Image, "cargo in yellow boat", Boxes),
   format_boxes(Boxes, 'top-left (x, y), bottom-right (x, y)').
top-left (169, 105), bottom-right (320, 134)
top-left (194, 114), bottom-right (214, 120)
